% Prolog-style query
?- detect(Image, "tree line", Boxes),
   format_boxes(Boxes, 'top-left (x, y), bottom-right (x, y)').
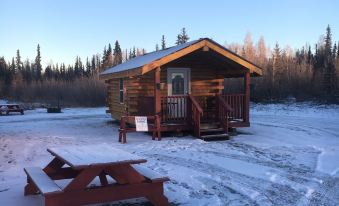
top-left (226, 25), bottom-right (339, 103)
top-left (0, 26), bottom-right (338, 106)
top-left (0, 28), bottom-right (190, 107)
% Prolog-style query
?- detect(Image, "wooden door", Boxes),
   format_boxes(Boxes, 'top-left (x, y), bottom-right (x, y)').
top-left (167, 68), bottom-right (190, 119)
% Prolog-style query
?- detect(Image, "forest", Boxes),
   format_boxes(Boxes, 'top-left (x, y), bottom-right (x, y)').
top-left (0, 26), bottom-right (338, 106)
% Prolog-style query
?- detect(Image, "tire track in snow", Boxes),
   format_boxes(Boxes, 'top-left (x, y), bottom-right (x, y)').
top-left (144, 153), bottom-right (304, 206)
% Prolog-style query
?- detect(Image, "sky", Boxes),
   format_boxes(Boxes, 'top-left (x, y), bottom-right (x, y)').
top-left (1, 0), bottom-right (338, 67)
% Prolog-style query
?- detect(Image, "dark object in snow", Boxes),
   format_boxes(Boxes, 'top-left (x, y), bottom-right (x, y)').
top-left (47, 95), bottom-right (62, 113)
top-left (0, 104), bottom-right (24, 115)
top-left (47, 107), bottom-right (61, 113)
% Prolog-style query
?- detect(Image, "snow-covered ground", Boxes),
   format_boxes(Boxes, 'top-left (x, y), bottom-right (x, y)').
top-left (0, 104), bottom-right (339, 206)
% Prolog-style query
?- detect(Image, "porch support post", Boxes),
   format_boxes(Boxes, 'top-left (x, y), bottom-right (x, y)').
top-left (154, 67), bottom-right (161, 117)
top-left (244, 72), bottom-right (250, 123)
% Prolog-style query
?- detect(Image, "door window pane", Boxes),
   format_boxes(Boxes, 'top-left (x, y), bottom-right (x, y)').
top-left (172, 73), bottom-right (184, 95)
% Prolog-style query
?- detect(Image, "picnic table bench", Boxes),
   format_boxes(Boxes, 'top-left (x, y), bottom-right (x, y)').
top-left (0, 104), bottom-right (24, 115)
top-left (24, 144), bottom-right (170, 206)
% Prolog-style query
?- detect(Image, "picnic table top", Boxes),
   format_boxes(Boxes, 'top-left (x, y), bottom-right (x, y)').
top-left (47, 144), bottom-right (146, 169)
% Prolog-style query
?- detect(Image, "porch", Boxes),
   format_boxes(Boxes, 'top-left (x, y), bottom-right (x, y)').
top-left (135, 91), bottom-right (249, 139)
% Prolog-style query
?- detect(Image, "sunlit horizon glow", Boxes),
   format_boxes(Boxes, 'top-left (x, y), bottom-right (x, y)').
top-left (1, 0), bottom-right (338, 67)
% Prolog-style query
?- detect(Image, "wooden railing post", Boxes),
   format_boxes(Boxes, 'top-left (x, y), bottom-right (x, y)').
top-left (155, 115), bottom-right (161, 141)
top-left (187, 96), bottom-right (192, 126)
top-left (244, 72), bottom-right (250, 123)
top-left (154, 67), bottom-right (161, 120)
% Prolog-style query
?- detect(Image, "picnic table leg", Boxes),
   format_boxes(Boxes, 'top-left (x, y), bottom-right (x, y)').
top-left (123, 130), bottom-right (127, 143)
top-left (99, 172), bottom-right (108, 186)
top-left (43, 157), bottom-right (65, 174)
top-left (119, 130), bottom-right (122, 142)
top-left (146, 182), bottom-right (168, 206)
top-left (24, 177), bottom-right (38, 195)
top-left (146, 193), bottom-right (169, 206)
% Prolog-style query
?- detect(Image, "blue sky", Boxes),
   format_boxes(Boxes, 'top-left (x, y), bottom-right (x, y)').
top-left (1, 0), bottom-right (338, 66)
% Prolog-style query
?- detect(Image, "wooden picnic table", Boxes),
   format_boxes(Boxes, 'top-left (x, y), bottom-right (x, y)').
top-left (24, 144), bottom-right (169, 206)
top-left (0, 104), bottom-right (24, 115)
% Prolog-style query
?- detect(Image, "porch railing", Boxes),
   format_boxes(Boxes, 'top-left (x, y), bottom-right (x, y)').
top-left (161, 95), bottom-right (203, 137)
top-left (161, 95), bottom-right (188, 123)
top-left (221, 94), bottom-right (246, 121)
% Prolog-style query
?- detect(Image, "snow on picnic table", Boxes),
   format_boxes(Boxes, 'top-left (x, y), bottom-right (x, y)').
top-left (0, 104), bottom-right (339, 206)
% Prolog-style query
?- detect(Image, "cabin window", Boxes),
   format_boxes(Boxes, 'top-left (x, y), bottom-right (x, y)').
top-left (171, 73), bottom-right (185, 95)
top-left (119, 78), bottom-right (124, 103)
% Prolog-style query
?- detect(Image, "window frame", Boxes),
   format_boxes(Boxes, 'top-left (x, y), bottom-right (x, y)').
top-left (119, 78), bottom-right (124, 103)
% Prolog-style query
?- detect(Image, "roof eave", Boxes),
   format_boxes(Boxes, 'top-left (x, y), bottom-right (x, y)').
top-left (99, 67), bottom-right (142, 80)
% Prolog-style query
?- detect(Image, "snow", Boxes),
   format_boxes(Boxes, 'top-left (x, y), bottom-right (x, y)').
top-left (48, 144), bottom-right (145, 167)
top-left (0, 104), bottom-right (339, 205)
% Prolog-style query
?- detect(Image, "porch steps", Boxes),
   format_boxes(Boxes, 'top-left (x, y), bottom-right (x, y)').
top-left (200, 122), bottom-right (229, 141)
top-left (200, 128), bottom-right (224, 133)
top-left (200, 133), bottom-right (230, 141)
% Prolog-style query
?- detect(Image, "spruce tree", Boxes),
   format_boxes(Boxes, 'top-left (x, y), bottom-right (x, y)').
top-left (91, 55), bottom-right (96, 75)
top-left (128, 49), bottom-right (132, 59)
top-left (0, 57), bottom-right (8, 87)
top-left (23, 59), bottom-right (32, 84)
top-left (54, 63), bottom-right (60, 80)
top-left (155, 44), bottom-right (159, 51)
top-left (15, 49), bottom-right (22, 73)
top-left (102, 46), bottom-right (107, 65)
top-left (132, 47), bottom-right (136, 58)
top-left (86, 57), bottom-right (91, 76)
top-left (44, 65), bottom-right (53, 80)
top-left (333, 43), bottom-right (337, 59)
top-left (182, 28), bottom-right (189, 43)
top-left (324, 25), bottom-right (332, 57)
top-left (35, 44), bottom-right (42, 81)
top-left (9, 58), bottom-right (15, 84)
top-left (161, 35), bottom-right (166, 49)
top-left (176, 27), bottom-right (190, 45)
top-left (322, 25), bottom-right (336, 101)
top-left (307, 46), bottom-right (312, 64)
top-left (113, 40), bottom-right (122, 66)
top-left (106, 43), bottom-right (113, 67)
top-left (272, 43), bottom-right (283, 97)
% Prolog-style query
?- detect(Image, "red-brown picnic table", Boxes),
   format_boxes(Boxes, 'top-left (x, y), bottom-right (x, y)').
top-left (24, 144), bottom-right (170, 206)
top-left (0, 104), bottom-right (24, 115)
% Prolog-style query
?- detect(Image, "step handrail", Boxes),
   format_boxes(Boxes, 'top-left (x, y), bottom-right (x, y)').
top-left (188, 95), bottom-right (203, 114)
top-left (188, 95), bottom-right (203, 137)
top-left (217, 95), bottom-right (233, 133)
top-left (217, 95), bottom-right (234, 112)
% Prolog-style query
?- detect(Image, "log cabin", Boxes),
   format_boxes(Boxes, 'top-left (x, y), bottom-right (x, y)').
top-left (100, 38), bottom-right (263, 141)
